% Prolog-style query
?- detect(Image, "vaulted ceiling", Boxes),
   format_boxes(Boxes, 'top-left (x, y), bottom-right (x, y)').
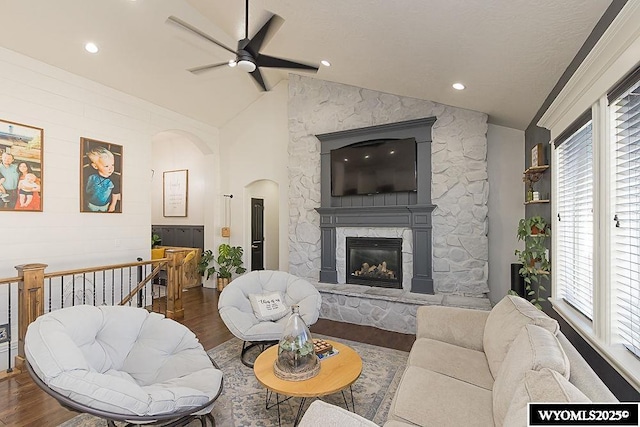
top-left (0, 0), bottom-right (612, 130)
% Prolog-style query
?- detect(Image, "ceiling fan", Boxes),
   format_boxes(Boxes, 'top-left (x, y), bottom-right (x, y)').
top-left (167, 0), bottom-right (318, 91)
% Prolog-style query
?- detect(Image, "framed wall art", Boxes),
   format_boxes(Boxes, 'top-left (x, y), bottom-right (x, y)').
top-left (531, 143), bottom-right (545, 167)
top-left (80, 137), bottom-right (123, 213)
top-left (163, 169), bottom-right (188, 217)
top-left (0, 119), bottom-right (44, 212)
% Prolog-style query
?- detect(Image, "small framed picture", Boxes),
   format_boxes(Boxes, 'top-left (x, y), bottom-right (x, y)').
top-left (80, 137), bottom-right (123, 213)
top-left (531, 143), bottom-right (545, 167)
top-left (163, 169), bottom-right (188, 217)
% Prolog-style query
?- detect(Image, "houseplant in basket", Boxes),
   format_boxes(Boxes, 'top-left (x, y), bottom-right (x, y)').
top-left (514, 216), bottom-right (550, 309)
top-left (151, 233), bottom-right (165, 260)
top-left (199, 244), bottom-right (247, 291)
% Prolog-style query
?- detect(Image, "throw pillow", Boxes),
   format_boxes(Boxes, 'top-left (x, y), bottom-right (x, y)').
top-left (503, 368), bottom-right (591, 426)
top-left (493, 324), bottom-right (570, 427)
top-left (484, 295), bottom-right (559, 377)
top-left (249, 292), bottom-right (289, 321)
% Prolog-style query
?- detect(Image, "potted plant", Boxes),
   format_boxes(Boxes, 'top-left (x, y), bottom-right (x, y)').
top-left (514, 216), bottom-right (550, 309)
top-left (151, 233), bottom-right (165, 260)
top-left (199, 244), bottom-right (247, 291)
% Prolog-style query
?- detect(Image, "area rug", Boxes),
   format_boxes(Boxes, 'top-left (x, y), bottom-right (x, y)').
top-left (59, 335), bottom-right (408, 426)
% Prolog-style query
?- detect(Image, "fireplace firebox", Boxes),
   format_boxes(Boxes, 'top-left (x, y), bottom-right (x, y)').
top-left (346, 237), bottom-right (402, 288)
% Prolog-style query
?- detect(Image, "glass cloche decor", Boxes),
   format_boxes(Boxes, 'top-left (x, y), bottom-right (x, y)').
top-left (274, 305), bottom-right (320, 381)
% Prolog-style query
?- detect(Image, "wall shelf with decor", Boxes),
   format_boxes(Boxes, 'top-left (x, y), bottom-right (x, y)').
top-left (523, 164), bottom-right (549, 203)
top-left (524, 165), bottom-right (549, 178)
top-left (524, 199), bottom-right (550, 205)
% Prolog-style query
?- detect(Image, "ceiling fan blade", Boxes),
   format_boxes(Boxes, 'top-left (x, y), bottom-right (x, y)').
top-left (245, 14), bottom-right (284, 57)
top-left (249, 67), bottom-right (268, 91)
top-left (188, 62), bottom-right (229, 74)
top-left (256, 55), bottom-right (318, 71)
top-left (167, 16), bottom-right (236, 56)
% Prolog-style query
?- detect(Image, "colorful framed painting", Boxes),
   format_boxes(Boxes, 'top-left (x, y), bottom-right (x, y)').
top-left (0, 119), bottom-right (44, 212)
top-left (163, 169), bottom-right (188, 217)
top-left (80, 137), bottom-right (123, 213)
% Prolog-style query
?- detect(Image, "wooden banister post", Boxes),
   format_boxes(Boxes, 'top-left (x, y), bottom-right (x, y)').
top-left (15, 263), bottom-right (47, 370)
top-left (165, 249), bottom-right (186, 320)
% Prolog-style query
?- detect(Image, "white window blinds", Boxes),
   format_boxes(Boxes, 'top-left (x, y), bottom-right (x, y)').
top-left (611, 78), bottom-right (640, 358)
top-left (556, 120), bottom-right (594, 319)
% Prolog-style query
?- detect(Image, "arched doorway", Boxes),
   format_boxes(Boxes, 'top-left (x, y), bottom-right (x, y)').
top-left (151, 131), bottom-right (218, 289)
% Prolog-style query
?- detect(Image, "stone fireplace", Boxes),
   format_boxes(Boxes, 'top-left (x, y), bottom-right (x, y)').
top-left (346, 237), bottom-right (402, 288)
top-left (316, 117), bottom-right (437, 294)
top-left (336, 227), bottom-right (413, 289)
top-left (288, 74), bottom-right (490, 334)
top-left (288, 75), bottom-right (492, 334)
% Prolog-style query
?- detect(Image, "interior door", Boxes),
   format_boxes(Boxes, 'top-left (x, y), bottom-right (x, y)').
top-left (251, 198), bottom-right (265, 271)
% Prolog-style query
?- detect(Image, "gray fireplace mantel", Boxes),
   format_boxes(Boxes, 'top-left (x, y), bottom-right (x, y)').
top-left (316, 117), bottom-right (436, 294)
top-left (316, 205), bottom-right (436, 293)
top-left (314, 116), bottom-right (438, 294)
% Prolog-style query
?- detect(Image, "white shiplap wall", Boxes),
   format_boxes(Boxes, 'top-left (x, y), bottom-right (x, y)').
top-left (0, 47), bottom-right (221, 370)
top-left (0, 47), bottom-right (220, 276)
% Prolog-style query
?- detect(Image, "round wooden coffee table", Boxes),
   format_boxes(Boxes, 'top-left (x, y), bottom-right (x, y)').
top-left (254, 339), bottom-right (363, 426)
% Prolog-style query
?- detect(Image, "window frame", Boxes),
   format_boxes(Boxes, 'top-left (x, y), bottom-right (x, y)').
top-left (550, 72), bottom-right (640, 392)
top-left (539, 1), bottom-right (640, 392)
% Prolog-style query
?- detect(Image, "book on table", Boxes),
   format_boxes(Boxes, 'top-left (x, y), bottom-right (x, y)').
top-left (314, 339), bottom-right (339, 360)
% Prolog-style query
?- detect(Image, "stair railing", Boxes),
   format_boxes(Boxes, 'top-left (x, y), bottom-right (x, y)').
top-left (0, 247), bottom-right (194, 376)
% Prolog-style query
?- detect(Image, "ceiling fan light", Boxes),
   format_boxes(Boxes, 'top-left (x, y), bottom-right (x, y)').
top-left (228, 60), bottom-right (237, 67)
top-left (237, 59), bottom-right (256, 72)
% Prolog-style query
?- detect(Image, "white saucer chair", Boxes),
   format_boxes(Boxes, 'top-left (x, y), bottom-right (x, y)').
top-left (25, 305), bottom-right (223, 427)
top-left (218, 270), bottom-right (322, 367)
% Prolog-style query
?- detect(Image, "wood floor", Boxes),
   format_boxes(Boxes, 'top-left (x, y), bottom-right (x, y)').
top-left (0, 287), bottom-right (415, 427)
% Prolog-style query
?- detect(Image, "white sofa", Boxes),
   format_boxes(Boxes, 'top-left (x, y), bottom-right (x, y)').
top-left (299, 295), bottom-right (617, 427)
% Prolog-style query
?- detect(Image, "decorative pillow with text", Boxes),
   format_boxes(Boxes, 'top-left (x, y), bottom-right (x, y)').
top-left (249, 292), bottom-right (289, 321)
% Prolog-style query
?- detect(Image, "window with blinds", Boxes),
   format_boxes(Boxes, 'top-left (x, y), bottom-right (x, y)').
top-left (611, 78), bottom-right (640, 358)
top-left (556, 120), bottom-right (594, 319)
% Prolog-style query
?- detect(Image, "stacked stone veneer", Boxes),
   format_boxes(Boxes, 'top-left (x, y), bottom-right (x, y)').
top-left (288, 75), bottom-right (490, 298)
top-left (315, 282), bottom-right (492, 334)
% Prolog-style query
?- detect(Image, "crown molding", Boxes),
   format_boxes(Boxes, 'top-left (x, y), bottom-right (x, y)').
top-left (537, 1), bottom-right (640, 140)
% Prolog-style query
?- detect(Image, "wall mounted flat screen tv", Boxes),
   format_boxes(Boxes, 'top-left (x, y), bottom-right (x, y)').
top-left (330, 138), bottom-right (417, 196)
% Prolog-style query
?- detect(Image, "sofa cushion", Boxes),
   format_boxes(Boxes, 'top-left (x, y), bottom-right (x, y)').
top-left (493, 324), bottom-right (570, 427)
top-left (299, 400), bottom-right (378, 427)
top-left (415, 305), bottom-right (489, 351)
top-left (483, 295), bottom-right (559, 377)
top-left (389, 366), bottom-right (494, 427)
top-left (408, 338), bottom-right (493, 390)
top-left (383, 422), bottom-right (419, 427)
top-left (503, 368), bottom-right (590, 427)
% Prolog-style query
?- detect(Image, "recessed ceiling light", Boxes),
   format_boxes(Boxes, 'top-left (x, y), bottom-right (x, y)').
top-left (321, 60), bottom-right (331, 67)
top-left (228, 60), bottom-right (237, 67)
top-left (85, 42), bottom-right (99, 54)
top-left (452, 83), bottom-right (465, 90)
